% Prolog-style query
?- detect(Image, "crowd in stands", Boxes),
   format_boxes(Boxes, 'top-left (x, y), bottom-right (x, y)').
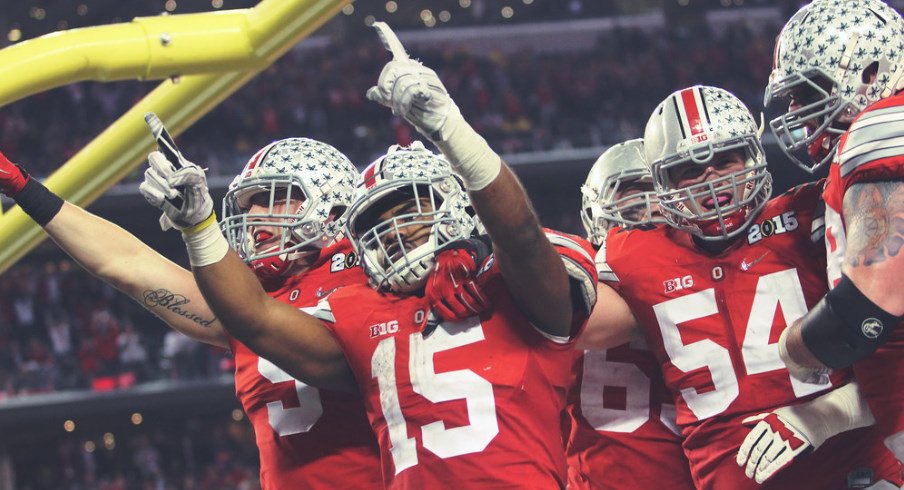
top-left (13, 414), bottom-right (260, 489)
top-left (2, 20), bottom-right (778, 179)
top-left (0, 260), bottom-right (231, 401)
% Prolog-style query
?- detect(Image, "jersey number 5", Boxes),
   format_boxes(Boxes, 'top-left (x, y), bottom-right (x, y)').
top-left (371, 319), bottom-right (500, 475)
top-left (258, 357), bottom-right (325, 436)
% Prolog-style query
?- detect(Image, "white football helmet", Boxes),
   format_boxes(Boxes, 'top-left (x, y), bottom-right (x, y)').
top-left (766, 0), bottom-right (904, 173)
top-left (645, 85), bottom-right (772, 241)
top-left (580, 138), bottom-right (663, 246)
top-left (346, 142), bottom-right (478, 293)
top-left (221, 138), bottom-right (359, 279)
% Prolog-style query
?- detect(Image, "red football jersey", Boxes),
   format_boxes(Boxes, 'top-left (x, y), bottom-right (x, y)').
top-left (600, 182), bottom-right (901, 487)
top-left (824, 91), bottom-right (904, 437)
top-left (318, 241), bottom-right (596, 489)
top-left (228, 239), bottom-right (382, 490)
top-left (565, 341), bottom-right (694, 490)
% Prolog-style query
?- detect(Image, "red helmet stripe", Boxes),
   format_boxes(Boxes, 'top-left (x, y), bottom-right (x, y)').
top-left (362, 160), bottom-right (379, 189)
top-left (242, 143), bottom-right (271, 178)
top-left (680, 88), bottom-right (704, 136)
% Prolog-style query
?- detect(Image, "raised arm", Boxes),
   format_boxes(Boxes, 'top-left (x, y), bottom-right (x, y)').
top-left (366, 23), bottom-right (589, 337)
top-left (781, 180), bottom-right (904, 377)
top-left (139, 150), bottom-right (356, 392)
top-left (0, 152), bottom-right (226, 348)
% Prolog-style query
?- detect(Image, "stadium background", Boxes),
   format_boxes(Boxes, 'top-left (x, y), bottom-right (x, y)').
top-left (0, 0), bottom-right (892, 488)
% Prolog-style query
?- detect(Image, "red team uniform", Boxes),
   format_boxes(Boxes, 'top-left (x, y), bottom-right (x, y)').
top-left (600, 181), bottom-right (901, 489)
top-left (824, 92), bottom-right (904, 442)
top-left (228, 239), bottom-right (382, 489)
top-left (316, 238), bottom-right (596, 489)
top-left (565, 342), bottom-right (694, 489)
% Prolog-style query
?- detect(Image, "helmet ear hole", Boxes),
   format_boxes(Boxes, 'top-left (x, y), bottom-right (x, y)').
top-left (862, 61), bottom-right (879, 84)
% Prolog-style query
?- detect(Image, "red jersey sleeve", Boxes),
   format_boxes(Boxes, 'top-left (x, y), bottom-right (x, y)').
top-left (835, 93), bottom-right (904, 194)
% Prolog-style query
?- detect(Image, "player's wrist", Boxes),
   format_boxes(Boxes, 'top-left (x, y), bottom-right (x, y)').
top-left (13, 177), bottom-right (64, 226)
top-left (433, 107), bottom-right (501, 192)
top-left (779, 325), bottom-right (831, 382)
top-left (181, 212), bottom-right (229, 267)
top-left (776, 382), bottom-right (873, 449)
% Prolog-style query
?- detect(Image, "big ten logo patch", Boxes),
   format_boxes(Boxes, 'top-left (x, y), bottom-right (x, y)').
top-left (369, 320), bottom-right (399, 339)
top-left (663, 275), bottom-right (694, 293)
top-left (330, 251), bottom-right (360, 272)
top-left (748, 211), bottom-right (798, 244)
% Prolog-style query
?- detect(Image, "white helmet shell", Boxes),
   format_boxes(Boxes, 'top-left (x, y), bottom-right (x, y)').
top-left (221, 138), bottom-right (358, 278)
top-left (346, 142), bottom-right (477, 293)
top-left (645, 86), bottom-right (772, 241)
top-left (766, 0), bottom-right (904, 172)
top-left (580, 139), bottom-right (662, 246)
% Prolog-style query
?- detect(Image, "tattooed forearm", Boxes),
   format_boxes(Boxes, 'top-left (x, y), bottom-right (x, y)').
top-left (143, 288), bottom-right (217, 327)
top-left (842, 181), bottom-right (904, 268)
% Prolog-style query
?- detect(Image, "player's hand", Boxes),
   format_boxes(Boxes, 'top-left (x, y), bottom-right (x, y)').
top-left (366, 22), bottom-right (457, 142)
top-left (736, 411), bottom-right (814, 484)
top-left (427, 248), bottom-right (491, 321)
top-left (0, 151), bottom-right (30, 197)
top-left (139, 151), bottom-right (213, 231)
top-left (778, 324), bottom-right (831, 385)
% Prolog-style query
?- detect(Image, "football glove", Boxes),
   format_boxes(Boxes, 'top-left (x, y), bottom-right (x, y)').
top-left (365, 22), bottom-right (456, 142)
top-left (0, 151), bottom-right (30, 197)
top-left (139, 151), bottom-right (213, 232)
top-left (737, 412), bottom-right (814, 484)
top-left (366, 22), bottom-right (501, 191)
top-left (736, 382), bottom-right (874, 484)
top-left (427, 237), bottom-right (493, 321)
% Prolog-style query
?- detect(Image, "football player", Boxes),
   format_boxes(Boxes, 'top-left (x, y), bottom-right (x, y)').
top-left (1, 138), bottom-right (391, 489)
top-left (140, 23), bottom-right (598, 488)
top-left (764, 0), bottom-right (904, 468)
top-left (566, 139), bottom-right (695, 489)
top-left (579, 86), bottom-right (900, 488)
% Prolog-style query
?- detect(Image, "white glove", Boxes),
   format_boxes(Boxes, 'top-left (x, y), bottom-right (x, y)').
top-left (778, 325), bottom-right (832, 385)
top-left (139, 151), bottom-right (213, 231)
top-left (365, 22), bottom-right (501, 191)
top-left (736, 382), bottom-right (874, 484)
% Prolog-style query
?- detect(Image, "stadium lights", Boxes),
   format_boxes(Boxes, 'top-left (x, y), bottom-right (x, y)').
top-left (7, 28), bottom-right (22, 43)
top-left (439, 10), bottom-right (451, 22)
top-left (460, 0), bottom-right (471, 8)
top-left (343, 4), bottom-right (354, 15)
top-left (502, 6), bottom-right (514, 18)
top-left (386, 1), bottom-right (398, 13)
top-left (212, 0), bottom-right (224, 7)
top-left (64, 420), bottom-right (76, 432)
top-left (131, 412), bottom-right (144, 425)
top-left (232, 409), bottom-right (244, 421)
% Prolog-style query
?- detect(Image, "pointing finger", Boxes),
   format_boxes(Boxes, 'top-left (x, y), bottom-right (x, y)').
top-left (373, 22), bottom-right (409, 61)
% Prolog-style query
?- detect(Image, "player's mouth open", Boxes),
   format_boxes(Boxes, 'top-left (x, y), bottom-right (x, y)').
top-left (702, 192), bottom-right (732, 210)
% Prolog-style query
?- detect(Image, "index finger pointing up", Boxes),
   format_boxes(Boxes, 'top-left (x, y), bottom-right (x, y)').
top-left (373, 21), bottom-right (409, 60)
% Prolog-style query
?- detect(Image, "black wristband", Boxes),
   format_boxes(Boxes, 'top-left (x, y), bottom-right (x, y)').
top-left (801, 274), bottom-right (902, 369)
top-left (13, 177), bottom-right (64, 226)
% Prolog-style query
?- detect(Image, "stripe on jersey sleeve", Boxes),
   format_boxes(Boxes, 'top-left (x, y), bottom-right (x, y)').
top-left (303, 299), bottom-right (336, 323)
top-left (840, 106), bottom-right (904, 177)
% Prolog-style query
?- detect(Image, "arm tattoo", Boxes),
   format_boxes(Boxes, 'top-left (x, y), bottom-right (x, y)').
top-left (842, 181), bottom-right (904, 268)
top-left (142, 288), bottom-right (217, 327)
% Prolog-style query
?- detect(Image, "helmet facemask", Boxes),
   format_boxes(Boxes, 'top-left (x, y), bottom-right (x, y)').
top-left (581, 171), bottom-right (662, 246)
top-left (347, 174), bottom-right (474, 293)
top-left (654, 136), bottom-right (772, 242)
top-left (766, 67), bottom-right (853, 173)
top-left (348, 143), bottom-right (476, 294)
top-left (220, 137), bottom-right (358, 280)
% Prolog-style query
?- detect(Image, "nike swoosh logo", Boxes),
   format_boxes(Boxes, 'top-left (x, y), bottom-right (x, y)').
top-left (741, 251), bottom-right (770, 271)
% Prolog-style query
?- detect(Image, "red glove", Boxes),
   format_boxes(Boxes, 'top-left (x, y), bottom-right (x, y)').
top-left (427, 247), bottom-right (491, 321)
top-left (0, 151), bottom-right (29, 196)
